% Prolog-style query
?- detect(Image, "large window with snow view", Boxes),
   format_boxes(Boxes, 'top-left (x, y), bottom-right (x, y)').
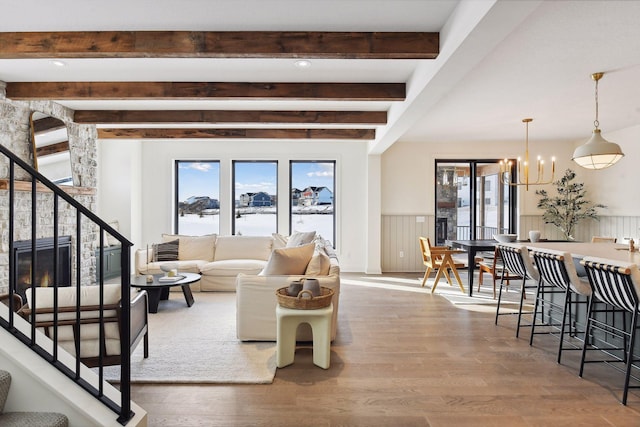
top-left (290, 161), bottom-right (335, 246)
top-left (232, 160), bottom-right (278, 236)
top-left (174, 161), bottom-right (220, 235)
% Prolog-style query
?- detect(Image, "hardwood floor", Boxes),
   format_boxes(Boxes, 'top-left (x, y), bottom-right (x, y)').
top-left (131, 272), bottom-right (640, 426)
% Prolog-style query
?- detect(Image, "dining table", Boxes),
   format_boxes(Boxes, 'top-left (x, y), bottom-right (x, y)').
top-left (446, 239), bottom-right (497, 297)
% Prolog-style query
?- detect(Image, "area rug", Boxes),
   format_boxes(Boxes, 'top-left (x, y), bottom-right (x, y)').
top-left (100, 292), bottom-right (276, 384)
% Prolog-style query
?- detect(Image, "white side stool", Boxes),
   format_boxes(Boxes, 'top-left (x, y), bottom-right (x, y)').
top-left (276, 303), bottom-right (333, 369)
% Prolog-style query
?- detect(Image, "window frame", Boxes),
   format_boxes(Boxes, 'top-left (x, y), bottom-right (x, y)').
top-left (232, 160), bottom-right (279, 236)
top-left (289, 160), bottom-right (336, 246)
top-left (174, 160), bottom-right (221, 235)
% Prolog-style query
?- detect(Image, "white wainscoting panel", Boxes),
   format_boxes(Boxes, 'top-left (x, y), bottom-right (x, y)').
top-left (382, 215), bottom-right (640, 273)
top-left (382, 215), bottom-right (433, 272)
top-left (519, 215), bottom-right (640, 243)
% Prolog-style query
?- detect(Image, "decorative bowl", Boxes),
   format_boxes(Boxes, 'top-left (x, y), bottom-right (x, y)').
top-left (493, 234), bottom-right (518, 243)
top-left (159, 262), bottom-right (179, 273)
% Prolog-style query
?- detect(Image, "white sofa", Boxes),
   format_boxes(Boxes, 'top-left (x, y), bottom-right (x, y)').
top-left (236, 253), bottom-right (340, 342)
top-left (135, 234), bottom-right (274, 291)
top-left (135, 232), bottom-right (341, 342)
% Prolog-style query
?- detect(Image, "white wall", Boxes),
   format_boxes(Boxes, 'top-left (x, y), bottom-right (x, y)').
top-left (98, 140), bottom-right (143, 269)
top-left (381, 137), bottom-right (577, 217)
top-left (576, 124), bottom-right (640, 215)
top-left (98, 139), bottom-right (370, 272)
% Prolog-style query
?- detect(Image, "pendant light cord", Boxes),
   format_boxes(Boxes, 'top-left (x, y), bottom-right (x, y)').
top-left (594, 76), bottom-right (599, 129)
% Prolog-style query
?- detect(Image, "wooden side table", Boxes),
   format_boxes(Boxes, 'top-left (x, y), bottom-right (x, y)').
top-left (276, 303), bottom-right (333, 369)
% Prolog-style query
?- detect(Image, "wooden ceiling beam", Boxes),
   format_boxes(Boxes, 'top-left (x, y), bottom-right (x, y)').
top-left (74, 110), bottom-right (387, 125)
top-left (7, 82), bottom-right (405, 101)
top-left (0, 31), bottom-right (439, 59)
top-left (97, 128), bottom-right (375, 140)
top-left (36, 141), bottom-right (70, 157)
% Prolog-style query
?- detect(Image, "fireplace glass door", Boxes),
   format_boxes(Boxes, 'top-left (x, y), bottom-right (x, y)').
top-left (14, 236), bottom-right (72, 302)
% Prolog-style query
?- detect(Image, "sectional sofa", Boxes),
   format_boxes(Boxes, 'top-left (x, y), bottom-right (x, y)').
top-left (134, 232), bottom-right (340, 341)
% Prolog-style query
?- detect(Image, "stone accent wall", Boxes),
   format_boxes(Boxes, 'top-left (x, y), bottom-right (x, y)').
top-left (0, 86), bottom-right (99, 293)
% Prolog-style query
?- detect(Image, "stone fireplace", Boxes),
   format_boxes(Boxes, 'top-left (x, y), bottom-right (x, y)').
top-left (13, 236), bottom-right (72, 302)
top-left (0, 91), bottom-right (99, 294)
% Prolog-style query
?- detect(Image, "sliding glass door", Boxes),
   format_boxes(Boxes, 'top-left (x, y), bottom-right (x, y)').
top-left (435, 160), bottom-right (516, 244)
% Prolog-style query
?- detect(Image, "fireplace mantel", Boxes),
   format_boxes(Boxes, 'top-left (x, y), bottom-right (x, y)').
top-left (0, 179), bottom-right (96, 196)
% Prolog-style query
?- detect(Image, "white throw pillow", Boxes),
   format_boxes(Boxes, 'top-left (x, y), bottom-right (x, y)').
top-left (261, 242), bottom-right (315, 275)
top-left (162, 233), bottom-right (217, 261)
top-left (305, 250), bottom-right (331, 276)
top-left (272, 233), bottom-right (288, 249)
top-left (286, 230), bottom-right (316, 247)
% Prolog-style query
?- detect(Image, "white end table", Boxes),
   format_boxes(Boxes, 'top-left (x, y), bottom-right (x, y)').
top-left (276, 303), bottom-right (333, 369)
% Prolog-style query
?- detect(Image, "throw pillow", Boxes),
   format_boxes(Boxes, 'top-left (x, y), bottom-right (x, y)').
top-left (305, 250), bottom-right (331, 276)
top-left (162, 233), bottom-right (217, 261)
top-left (152, 239), bottom-right (179, 262)
top-left (272, 233), bottom-right (288, 249)
top-left (260, 242), bottom-right (315, 275)
top-left (286, 230), bottom-right (316, 247)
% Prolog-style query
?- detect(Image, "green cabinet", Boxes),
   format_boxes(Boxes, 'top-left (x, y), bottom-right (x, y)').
top-left (95, 245), bottom-right (122, 281)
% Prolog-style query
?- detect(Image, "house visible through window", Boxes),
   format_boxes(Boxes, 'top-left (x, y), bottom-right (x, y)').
top-left (290, 161), bottom-right (335, 246)
top-left (175, 161), bottom-right (220, 235)
top-left (233, 161), bottom-right (278, 236)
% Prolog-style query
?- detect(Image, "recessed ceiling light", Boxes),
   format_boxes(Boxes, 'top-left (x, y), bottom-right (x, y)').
top-left (294, 59), bottom-right (312, 69)
top-left (50, 60), bottom-right (67, 67)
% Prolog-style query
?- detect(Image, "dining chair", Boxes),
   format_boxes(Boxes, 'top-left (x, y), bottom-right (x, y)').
top-left (591, 236), bottom-right (617, 243)
top-left (495, 243), bottom-right (540, 337)
top-left (579, 256), bottom-right (640, 405)
top-left (530, 248), bottom-right (591, 363)
top-left (419, 237), bottom-right (465, 294)
top-left (477, 247), bottom-right (521, 299)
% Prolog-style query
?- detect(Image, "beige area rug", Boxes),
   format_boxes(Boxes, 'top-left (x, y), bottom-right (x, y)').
top-left (100, 292), bottom-right (276, 384)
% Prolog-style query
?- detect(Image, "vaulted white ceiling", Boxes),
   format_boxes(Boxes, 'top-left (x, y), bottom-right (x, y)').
top-left (2, 0), bottom-right (639, 154)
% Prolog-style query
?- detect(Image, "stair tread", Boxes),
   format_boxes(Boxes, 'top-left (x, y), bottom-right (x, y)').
top-left (0, 412), bottom-right (69, 427)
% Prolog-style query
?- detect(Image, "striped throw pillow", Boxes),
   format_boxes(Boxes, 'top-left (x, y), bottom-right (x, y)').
top-left (153, 239), bottom-right (179, 262)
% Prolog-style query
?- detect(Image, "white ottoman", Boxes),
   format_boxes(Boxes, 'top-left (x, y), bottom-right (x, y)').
top-left (276, 303), bottom-right (333, 369)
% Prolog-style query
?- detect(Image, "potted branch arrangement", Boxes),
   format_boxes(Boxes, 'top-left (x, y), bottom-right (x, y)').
top-left (535, 169), bottom-right (605, 241)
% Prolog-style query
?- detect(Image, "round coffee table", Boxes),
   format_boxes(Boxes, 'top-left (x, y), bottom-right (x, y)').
top-left (131, 272), bottom-right (201, 313)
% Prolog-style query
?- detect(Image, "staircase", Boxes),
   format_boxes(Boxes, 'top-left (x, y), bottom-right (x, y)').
top-left (0, 139), bottom-right (147, 425)
top-left (0, 369), bottom-right (68, 426)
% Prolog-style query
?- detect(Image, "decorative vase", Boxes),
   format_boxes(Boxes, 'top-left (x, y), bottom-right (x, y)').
top-left (529, 230), bottom-right (541, 242)
top-left (287, 280), bottom-right (303, 297)
top-left (302, 278), bottom-right (321, 297)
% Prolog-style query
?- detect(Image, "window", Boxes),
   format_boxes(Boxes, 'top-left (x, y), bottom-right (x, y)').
top-left (435, 160), bottom-right (516, 243)
top-left (175, 161), bottom-right (220, 235)
top-left (290, 161), bottom-right (335, 245)
top-left (233, 161), bottom-right (278, 235)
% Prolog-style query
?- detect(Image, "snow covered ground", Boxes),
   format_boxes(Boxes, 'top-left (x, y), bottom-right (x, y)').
top-left (178, 212), bottom-right (334, 243)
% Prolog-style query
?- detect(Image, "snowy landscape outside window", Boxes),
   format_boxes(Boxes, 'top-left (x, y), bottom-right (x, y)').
top-left (175, 161), bottom-right (220, 235)
top-left (233, 161), bottom-right (278, 236)
top-left (290, 161), bottom-right (335, 246)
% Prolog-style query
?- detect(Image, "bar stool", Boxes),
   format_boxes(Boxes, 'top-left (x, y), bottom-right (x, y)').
top-left (495, 243), bottom-right (539, 337)
top-left (579, 257), bottom-right (640, 405)
top-left (530, 248), bottom-right (591, 363)
top-left (276, 303), bottom-right (333, 369)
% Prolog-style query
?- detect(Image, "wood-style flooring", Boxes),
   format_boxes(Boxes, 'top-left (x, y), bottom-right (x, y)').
top-left (131, 272), bottom-right (640, 426)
